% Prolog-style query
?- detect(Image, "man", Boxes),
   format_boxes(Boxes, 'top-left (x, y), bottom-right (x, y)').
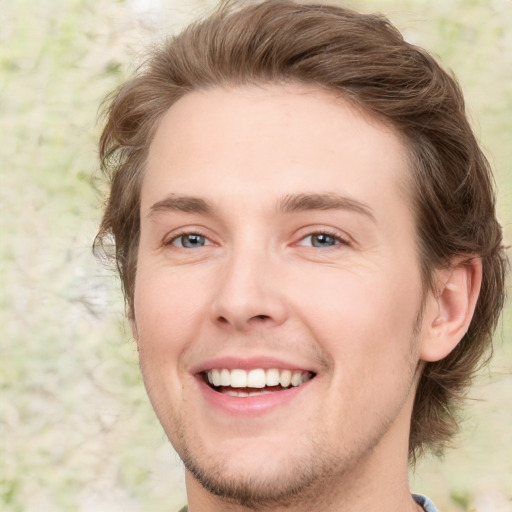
top-left (94, 1), bottom-right (507, 511)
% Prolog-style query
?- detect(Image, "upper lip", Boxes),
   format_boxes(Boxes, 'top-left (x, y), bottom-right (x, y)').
top-left (190, 355), bottom-right (318, 375)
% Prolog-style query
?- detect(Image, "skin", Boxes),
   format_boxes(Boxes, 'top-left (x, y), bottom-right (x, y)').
top-left (133, 84), bottom-right (481, 512)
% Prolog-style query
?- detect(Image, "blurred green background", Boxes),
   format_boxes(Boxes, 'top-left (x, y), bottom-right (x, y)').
top-left (1, 1), bottom-right (511, 511)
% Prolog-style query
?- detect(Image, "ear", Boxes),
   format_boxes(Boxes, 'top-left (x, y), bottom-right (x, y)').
top-left (420, 256), bottom-right (482, 362)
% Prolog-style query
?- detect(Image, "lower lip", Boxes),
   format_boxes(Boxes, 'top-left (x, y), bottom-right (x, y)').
top-left (197, 377), bottom-right (312, 416)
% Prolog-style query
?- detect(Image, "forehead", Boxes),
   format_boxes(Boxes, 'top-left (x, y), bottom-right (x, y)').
top-left (143, 84), bottom-right (411, 219)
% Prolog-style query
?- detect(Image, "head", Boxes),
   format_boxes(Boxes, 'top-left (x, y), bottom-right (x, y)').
top-left (94, 0), bottom-right (507, 499)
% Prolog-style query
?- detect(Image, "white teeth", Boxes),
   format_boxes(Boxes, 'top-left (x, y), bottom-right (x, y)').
top-left (279, 369), bottom-right (292, 387)
top-left (225, 389), bottom-right (273, 397)
top-left (225, 390), bottom-right (249, 397)
top-left (291, 371), bottom-right (302, 387)
top-left (212, 369), bottom-right (221, 387)
top-left (266, 368), bottom-right (280, 386)
top-left (230, 369), bottom-right (247, 388)
top-left (247, 369), bottom-right (266, 388)
top-left (220, 368), bottom-right (231, 386)
top-left (206, 368), bottom-right (312, 390)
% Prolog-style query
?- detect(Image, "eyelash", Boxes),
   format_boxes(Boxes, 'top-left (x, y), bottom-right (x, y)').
top-left (297, 229), bottom-right (350, 248)
top-left (165, 229), bottom-right (211, 247)
top-left (164, 229), bottom-right (350, 249)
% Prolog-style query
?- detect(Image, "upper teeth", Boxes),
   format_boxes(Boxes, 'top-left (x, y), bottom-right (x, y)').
top-left (206, 368), bottom-right (312, 388)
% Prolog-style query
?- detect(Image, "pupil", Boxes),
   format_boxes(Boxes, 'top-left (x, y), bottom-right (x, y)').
top-left (184, 234), bottom-right (204, 248)
top-left (313, 234), bottom-right (335, 247)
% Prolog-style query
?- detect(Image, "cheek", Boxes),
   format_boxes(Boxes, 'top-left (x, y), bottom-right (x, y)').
top-left (132, 267), bottom-right (210, 422)
top-left (133, 265), bottom-right (212, 363)
top-left (293, 265), bottom-right (423, 363)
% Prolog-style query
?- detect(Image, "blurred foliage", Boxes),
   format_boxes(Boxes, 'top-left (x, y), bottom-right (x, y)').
top-left (1, 1), bottom-right (511, 511)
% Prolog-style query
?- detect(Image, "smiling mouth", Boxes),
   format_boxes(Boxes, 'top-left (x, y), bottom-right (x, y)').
top-left (203, 368), bottom-right (315, 397)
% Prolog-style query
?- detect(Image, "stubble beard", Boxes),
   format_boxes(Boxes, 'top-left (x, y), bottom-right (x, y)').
top-left (163, 320), bottom-right (424, 510)
top-left (177, 426), bottom-right (350, 510)
top-left (172, 364), bottom-right (420, 510)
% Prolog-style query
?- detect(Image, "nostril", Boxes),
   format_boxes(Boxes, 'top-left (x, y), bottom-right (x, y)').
top-left (213, 310), bottom-right (282, 329)
top-left (253, 314), bottom-right (271, 321)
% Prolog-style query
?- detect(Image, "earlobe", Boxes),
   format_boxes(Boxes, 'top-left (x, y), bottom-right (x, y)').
top-left (420, 257), bottom-right (482, 362)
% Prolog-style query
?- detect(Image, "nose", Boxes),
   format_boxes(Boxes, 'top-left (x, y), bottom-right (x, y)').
top-left (210, 246), bottom-right (288, 332)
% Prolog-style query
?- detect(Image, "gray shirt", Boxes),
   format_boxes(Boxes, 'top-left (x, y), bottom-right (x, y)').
top-left (413, 494), bottom-right (440, 512)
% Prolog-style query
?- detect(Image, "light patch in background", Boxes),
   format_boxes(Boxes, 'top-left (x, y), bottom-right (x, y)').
top-left (128, 0), bottom-right (162, 13)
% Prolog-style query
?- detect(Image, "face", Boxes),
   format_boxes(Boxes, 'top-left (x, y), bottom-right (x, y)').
top-left (135, 85), bottom-right (426, 507)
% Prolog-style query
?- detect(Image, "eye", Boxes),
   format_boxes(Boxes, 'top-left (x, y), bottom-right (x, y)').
top-left (298, 232), bottom-right (346, 248)
top-left (170, 233), bottom-right (211, 249)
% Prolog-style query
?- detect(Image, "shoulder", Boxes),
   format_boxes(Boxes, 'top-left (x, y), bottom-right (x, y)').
top-left (413, 494), bottom-right (440, 512)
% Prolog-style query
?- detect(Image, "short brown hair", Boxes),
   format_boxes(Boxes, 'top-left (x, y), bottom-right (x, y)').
top-left (94, 0), bottom-right (507, 460)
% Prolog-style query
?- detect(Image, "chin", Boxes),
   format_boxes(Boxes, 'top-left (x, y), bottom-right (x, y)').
top-left (171, 419), bottom-right (356, 509)
top-left (181, 442), bottom-right (330, 509)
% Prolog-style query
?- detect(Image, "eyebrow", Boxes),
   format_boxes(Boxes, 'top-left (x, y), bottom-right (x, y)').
top-left (278, 193), bottom-right (376, 222)
top-left (148, 194), bottom-right (212, 217)
top-left (147, 192), bottom-right (376, 222)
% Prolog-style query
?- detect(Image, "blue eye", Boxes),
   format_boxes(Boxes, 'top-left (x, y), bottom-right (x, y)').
top-left (172, 233), bottom-right (208, 248)
top-left (300, 233), bottom-right (342, 248)
top-left (310, 233), bottom-right (338, 247)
